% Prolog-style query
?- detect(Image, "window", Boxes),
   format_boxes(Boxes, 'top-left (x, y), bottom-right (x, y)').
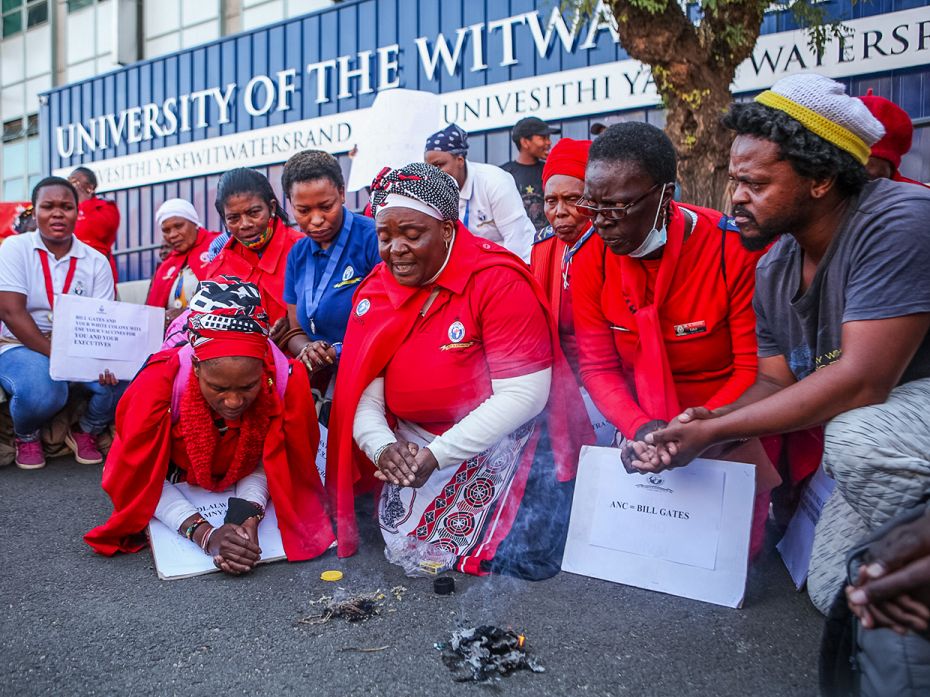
top-left (2, 0), bottom-right (47, 38)
top-left (1, 120), bottom-right (41, 202)
top-left (67, 0), bottom-right (95, 10)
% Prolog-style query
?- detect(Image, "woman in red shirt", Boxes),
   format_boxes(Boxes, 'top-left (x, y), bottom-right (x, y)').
top-left (85, 277), bottom-right (334, 571)
top-left (206, 168), bottom-right (302, 326)
top-left (328, 163), bottom-right (592, 579)
top-left (571, 122), bottom-right (772, 557)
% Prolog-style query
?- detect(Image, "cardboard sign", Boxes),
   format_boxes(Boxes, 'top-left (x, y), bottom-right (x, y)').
top-left (562, 446), bottom-right (756, 608)
top-left (49, 294), bottom-right (164, 382)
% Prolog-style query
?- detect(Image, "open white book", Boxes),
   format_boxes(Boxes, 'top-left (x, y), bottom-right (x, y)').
top-left (146, 482), bottom-right (286, 580)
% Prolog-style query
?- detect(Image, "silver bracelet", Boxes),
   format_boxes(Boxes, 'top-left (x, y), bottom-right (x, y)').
top-left (372, 442), bottom-right (394, 467)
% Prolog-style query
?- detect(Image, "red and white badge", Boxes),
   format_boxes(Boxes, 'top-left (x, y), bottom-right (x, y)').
top-left (674, 320), bottom-right (707, 337)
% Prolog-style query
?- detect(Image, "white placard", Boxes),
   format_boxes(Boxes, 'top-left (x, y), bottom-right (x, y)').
top-left (49, 294), bottom-right (165, 382)
top-left (147, 482), bottom-right (286, 580)
top-left (562, 446), bottom-right (756, 608)
top-left (777, 466), bottom-right (837, 590)
top-left (346, 89), bottom-right (444, 192)
top-left (590, 465), bottom-right (725, 570)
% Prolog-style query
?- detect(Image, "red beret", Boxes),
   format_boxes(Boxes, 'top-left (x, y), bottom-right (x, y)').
top-left (857, 90), bottom-right (913, 171)
top-left (542, 138), bottom-right (592, 188)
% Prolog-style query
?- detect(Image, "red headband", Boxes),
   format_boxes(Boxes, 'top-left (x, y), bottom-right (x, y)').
top-left (542, 138), bottom-right (592, 188)
top-left (191, 331), bottom-right (268, 362)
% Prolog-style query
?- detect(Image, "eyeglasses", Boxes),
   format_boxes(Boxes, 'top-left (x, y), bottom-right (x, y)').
top-left (575, 182), bottom-right (669, 221)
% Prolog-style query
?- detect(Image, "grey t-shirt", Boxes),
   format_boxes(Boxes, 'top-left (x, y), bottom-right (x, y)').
top-left (754, 178), bottom-right (930, 383)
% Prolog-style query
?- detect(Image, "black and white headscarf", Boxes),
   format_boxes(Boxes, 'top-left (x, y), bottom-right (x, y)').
top-left (425, 123), bottom-right (469, 156)
top-left (369, 162), bottom-right (460, 222)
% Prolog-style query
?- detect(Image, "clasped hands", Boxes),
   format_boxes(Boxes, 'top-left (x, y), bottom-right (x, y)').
top-left (620, 407), bottom-right (723, 474)
top-left (207, 517), bottom-right (262, 576)
top-left (374, 437), bottom-right (439, 488)
top-left (845, 509), bottom-right (930, 636)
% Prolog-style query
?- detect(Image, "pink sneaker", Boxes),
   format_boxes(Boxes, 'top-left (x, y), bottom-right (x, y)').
top-left (14, 438), bottom-right (46, 470)
top-left (65, 430), bottom-right (103, 465)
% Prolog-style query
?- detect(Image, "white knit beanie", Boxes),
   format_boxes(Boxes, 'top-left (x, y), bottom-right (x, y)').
top-left (755, 74), bottom-right (885, 165)
top-left (155, 198), bottom-right (202, 229)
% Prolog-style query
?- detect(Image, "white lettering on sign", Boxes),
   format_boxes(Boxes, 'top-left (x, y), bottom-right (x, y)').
top-left (52, 7), bottom-right (930, 189)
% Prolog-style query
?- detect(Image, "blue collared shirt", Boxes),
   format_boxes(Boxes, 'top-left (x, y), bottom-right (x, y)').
top-left (283, 207), bottom-right (380, 345)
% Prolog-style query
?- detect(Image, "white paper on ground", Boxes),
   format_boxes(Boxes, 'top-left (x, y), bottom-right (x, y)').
top-left (147, 483), bottom-right (286, 580)
top-left (345, 89), bottom-right (443, 192)
top-left (777, 466), bottom-right (837, 590)
top-left (562, 445), bottom-right (756, 608)
top-left (50, 294), bottom-right (165, 381)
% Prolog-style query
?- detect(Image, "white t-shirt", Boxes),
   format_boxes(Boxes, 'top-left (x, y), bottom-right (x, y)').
top-left (0, 232), bottom-right (115, 354)
top-left (458, 159), bottom-right (535, 263)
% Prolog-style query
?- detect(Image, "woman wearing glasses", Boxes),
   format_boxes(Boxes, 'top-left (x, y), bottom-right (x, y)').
top-left (571, 122), bottom-right (771, 558)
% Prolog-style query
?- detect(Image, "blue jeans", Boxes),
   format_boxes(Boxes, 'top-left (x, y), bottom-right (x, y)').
top-left (0, 346), bottom-right (128, 439)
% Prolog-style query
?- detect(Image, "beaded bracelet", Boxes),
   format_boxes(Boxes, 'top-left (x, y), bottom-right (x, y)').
top-left (184, 516), bottom-right (207, 541)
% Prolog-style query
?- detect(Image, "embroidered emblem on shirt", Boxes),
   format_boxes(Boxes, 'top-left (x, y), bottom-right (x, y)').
top-left (355, 298), bottom-right (371, 316)
top-left (674, 320), bottom-right (707, 336)
top-left (334, 265), bottom-right (362, 288)
top-left (199, 252), bottom-right (211, 263)
top-left (73, 280), bottom-right (86, 296)
top-left (448, 321), bottom-right (465, 343)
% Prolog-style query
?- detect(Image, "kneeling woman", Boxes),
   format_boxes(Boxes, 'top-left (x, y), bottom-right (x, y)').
top-left (328, 163), bottom-right (592, 579)
top-left (85, 277), bottom-right (334, 572)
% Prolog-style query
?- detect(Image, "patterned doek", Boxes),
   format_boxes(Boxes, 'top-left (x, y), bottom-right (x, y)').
top-left (378, 422), bottom-right (535, 575)
top-left (369, 162), bottom-right (460, 222)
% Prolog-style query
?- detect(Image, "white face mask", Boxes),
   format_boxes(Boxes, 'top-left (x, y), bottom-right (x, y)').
top-left (628, 185), bottom-right (669, 258)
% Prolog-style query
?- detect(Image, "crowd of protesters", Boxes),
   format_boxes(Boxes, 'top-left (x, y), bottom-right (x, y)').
top-left (1, 73), bottom-right (928, 696)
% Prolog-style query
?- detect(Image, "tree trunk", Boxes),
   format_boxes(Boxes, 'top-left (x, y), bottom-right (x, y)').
top-left (662, 72), bottom-right (735, 210)
top-left (607, 1), bottom-right (767, 211)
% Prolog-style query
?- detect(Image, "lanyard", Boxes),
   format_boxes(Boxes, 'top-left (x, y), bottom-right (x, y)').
top-left (463, 200), bottom-right (470, 229)
top-left (304, 209), bottom-right (351, 335)
top-left (561, 225), bottom-right (595, 289)
top-left (38, 249), bottom-right (78, 316)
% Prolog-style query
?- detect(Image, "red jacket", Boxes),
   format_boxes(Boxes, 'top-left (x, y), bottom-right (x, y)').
top-left (572, 203), bottom-right (763, 439)
top-left (205, 218), bottom-right (302, 325)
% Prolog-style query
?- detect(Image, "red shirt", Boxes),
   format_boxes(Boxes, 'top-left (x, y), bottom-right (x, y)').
top-left (383, 248), bottom-right (552, 435)
top-left (75, 197), bottom-right (120, 283)
top-left (572, 205), bottom-right (761, 439)
top-left (205, 217), bottom-right (302, 324)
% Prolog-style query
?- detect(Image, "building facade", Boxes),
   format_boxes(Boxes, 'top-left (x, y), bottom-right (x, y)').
top-left (2, 0), bottom-right (928, 281)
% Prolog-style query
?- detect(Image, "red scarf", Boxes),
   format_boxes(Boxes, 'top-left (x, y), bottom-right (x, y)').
top-left (204, 218), bottom-right (301, 324)
top-left (146, 228), bottom-right (217, 307)
top-left (327, 225), bottom-right (594, 558)
top-left (179, 371), bottom-right (273, 491)
top-left (618, 203), bottom-right (689, 422)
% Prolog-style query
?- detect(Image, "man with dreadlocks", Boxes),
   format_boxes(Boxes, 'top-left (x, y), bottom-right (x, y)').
top-left (632, 75), bottom-right (930, 617)
top-left (327, 162), bottom-right (593, 580)
top-left (85, 277), bottom-right (334, 573)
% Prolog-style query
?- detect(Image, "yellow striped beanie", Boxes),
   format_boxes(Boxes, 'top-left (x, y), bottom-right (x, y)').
top-left (755, 74), bottom-right (885, 165)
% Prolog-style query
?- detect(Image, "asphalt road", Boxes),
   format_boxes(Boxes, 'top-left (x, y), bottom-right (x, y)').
top-left (1, 457), bottom-right (824, 697)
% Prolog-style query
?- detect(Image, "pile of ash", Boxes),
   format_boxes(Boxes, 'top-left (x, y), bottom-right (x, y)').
top-left (297, 586), bottom-right (406, 625)
top-left (436, 625), bottom-right (545, 682)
